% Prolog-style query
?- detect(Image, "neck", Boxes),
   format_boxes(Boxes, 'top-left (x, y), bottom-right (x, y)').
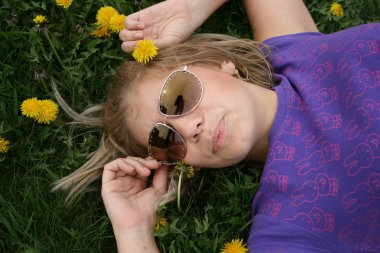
top-left (245, 83), bottom-right (277, 162)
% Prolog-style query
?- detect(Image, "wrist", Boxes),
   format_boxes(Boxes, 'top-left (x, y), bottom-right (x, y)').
top-left (114, 226), bottom-right (158, 253)
top-left (185, 0), bottom-right (229, 29)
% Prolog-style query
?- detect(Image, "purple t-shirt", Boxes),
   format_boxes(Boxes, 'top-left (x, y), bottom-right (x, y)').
top-left (248, 23), bottom-right (380, 252)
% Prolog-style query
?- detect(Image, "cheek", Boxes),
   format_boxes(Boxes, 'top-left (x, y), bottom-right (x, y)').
top-left (127, 116), bottom-right (151, 150)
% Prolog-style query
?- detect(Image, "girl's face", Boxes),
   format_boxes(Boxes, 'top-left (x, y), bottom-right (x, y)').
top-left (128, 63), bottom-right (275, 168)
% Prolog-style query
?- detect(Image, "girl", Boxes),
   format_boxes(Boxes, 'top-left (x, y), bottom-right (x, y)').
top-left (56, 0), bottom-right (380, 252)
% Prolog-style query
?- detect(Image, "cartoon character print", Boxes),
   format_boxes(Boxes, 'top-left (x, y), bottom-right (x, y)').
top-left (296, 142), bottom-right (340, 175)
top-left (277, 116), bottom-right (302, 137)
top-left (291, 173), bottom-right (339, 206)
top-left (299, 61), bottom-right (334, 95)
top-left (342, 69), bottom-right (380, 108)
top-left (303, 113), bottom-right (342, 148)
top-left (288, 94), bottom-right (305, 111)
top-left (337, 40), bottom-right (379, 77)
top-left (339, 209), bottom-right (380, 252)
top-left (266, 141), bottom-right (295, 167)
top-left (286, 207), bottom-right (335, 232)
top-left (259, 198), bottom-right (282, 218)
top-left (308, 86), bottom-right (339, 111)
top-left (260, 170), bottom-right (289, 194)
top-left (341, 173), bottom-right (380, 213)
top-left (345, 99), bottom-right (380, 140)
top-left (335, 31), bottom-right (360, 53)
top-left (272, 46), bottom-right (302, 67)
top-left (344, 133), bottom-right (380, 176)
top-left (307, 43), bottom-right (329, 65)
top-left (335, 23), bottom-right (377, 53)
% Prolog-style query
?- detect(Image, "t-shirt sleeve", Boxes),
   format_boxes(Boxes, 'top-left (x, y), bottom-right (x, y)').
top-left (263, 32), bottom-right (323, 50)
top-left (262, 32), bottom-right (323, 65)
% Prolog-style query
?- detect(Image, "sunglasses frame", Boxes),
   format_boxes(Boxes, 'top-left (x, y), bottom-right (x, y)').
top-left (148, 66), bottom-right (204, 165)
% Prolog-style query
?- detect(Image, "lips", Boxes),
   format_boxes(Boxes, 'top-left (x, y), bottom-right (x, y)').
top-left (212, 117), bottom-right (226, 153)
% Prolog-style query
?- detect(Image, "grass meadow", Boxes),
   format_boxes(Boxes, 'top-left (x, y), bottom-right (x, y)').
top-left (1, 0), bottom-right (379, 252)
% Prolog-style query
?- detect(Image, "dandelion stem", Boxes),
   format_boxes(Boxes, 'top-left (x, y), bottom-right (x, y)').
top-left (177, 171), bottom-right (183, 211)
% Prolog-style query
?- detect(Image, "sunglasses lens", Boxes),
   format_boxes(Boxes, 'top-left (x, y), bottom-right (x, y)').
top-left (149, 124), bottom-right (186, 163)
top-left (159, 71), bottom-right (202, 116)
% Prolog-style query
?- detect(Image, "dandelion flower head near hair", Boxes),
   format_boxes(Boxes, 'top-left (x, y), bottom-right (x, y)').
top-left (109, 14), bottom-right (126, 33)
top-left (132, 39), bottom-right (158, 64)
top-left (96, 6), bottom-right (119, 29)
top-left (91, 26), bottom-right (110, 38)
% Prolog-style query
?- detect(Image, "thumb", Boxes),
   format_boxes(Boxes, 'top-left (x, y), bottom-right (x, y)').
top-left (152, 164), bottom-right (168, 194)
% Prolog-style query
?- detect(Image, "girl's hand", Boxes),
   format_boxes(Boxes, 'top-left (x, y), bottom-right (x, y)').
top-left (101, 157), bottom-right (168, 236)
top-left (119, 0), bottom-right (228, 52)
top-left (119, 0), bottom-right (195, 52)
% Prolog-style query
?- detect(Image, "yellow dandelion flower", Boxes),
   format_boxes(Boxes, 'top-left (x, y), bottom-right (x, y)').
top-left (0, 137), bottom-right (10, 153)
top-left (132, 39), bottom-right (158, 64)
top-left (330, 3), bottom-right (344, 16)
top-left (91, 26), bottom-right (110, 38)
top-left (174, 161), bottom-right (195, 178)
top-left (33, 15), bottom-right (47, 26)
top-left (21, 97), bottom-right (42, 119)
top-left (109, 14), bottom-right (126, 33)
top-left (96, 6), bottom-right (119, 29)
top-left (56, 0), bottom-right (73, 9)
top-left (35, 99), bottom-right (59, 124)
top-left (220, 239), bottom-right (248, 253)
top-left (154, 217), bottom-right (169, 232)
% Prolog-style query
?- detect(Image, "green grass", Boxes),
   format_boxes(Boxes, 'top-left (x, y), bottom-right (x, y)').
top-left (0, 0), bottom-right (379, 252)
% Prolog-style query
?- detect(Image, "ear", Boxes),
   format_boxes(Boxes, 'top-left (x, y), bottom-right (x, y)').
top-left (219, 60), bottom-right (236, 75)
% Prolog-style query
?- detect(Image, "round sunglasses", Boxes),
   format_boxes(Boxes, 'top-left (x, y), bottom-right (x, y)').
top-left (148, 66), bottom-right (203, 165)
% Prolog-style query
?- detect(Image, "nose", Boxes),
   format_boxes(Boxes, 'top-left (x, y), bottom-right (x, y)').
top-left (166, 115), bottom-right (203, 143)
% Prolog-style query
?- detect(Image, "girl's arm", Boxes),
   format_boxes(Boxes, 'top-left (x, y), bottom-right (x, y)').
top-left (243, 0), bottom-right (319, 41)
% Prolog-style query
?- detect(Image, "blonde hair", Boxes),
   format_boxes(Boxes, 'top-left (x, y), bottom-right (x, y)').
top-left (52, 33), bottom-right (273, 204)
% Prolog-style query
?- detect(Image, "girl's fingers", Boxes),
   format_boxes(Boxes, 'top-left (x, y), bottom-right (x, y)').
top-left (103, 157), bottom-right (157, 183)
top-left (119, 29), bottom-right (144, 42)
top-left (128, 156), bottom-right (161, 170)
top-left (121, 41), bottom-right (137, 53)
top-left (103, 158), bottom-right (134, 183)
top-left (152, 165), bottom-right (168, 194)
top-left (124, 12), bottom-right (145, 30)
top-left (125, 158), bottom-right (152, 177)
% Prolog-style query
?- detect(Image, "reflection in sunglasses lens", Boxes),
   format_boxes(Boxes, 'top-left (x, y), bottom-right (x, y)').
top-left (159, 71), bottom-right (202, 116)
top-left (149, 123), bottom-right (186, 163)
